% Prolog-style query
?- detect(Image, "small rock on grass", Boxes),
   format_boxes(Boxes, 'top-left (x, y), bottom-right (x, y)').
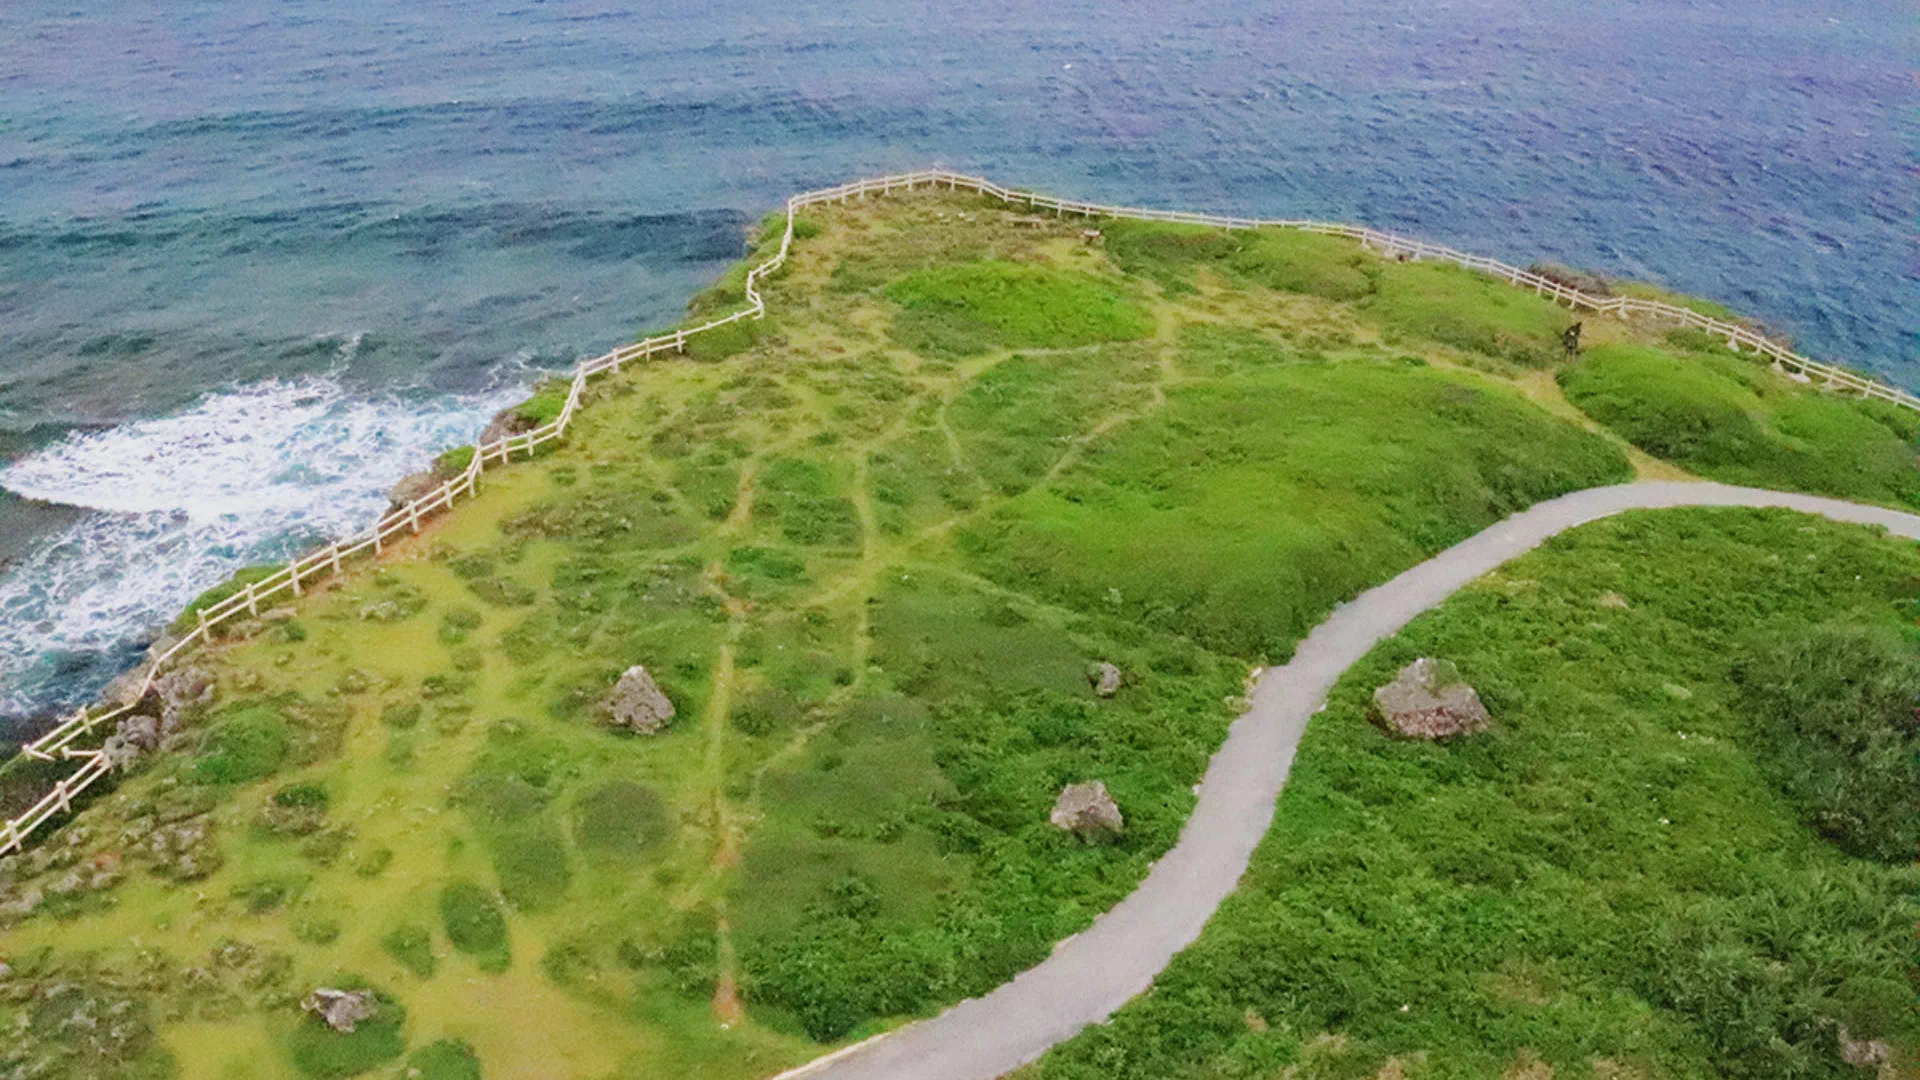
top-left (600, 665), bottom-right (675, 735)
top-left (1372, 657), bottom-right (1490, 739)
top-left (1091, 662), bottom-right (1123, 698)
top-left (1050, 781), bottom-right (1125, 843)
top-left (302, 987), bottom-right (376, 1033)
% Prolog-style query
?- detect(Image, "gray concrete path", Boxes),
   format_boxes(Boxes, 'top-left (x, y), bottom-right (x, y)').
top-left (777, 482), bottom-right (1920, 1080)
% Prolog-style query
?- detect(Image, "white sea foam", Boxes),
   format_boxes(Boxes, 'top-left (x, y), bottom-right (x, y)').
top-left (0, 376), bottom-right (522, 718)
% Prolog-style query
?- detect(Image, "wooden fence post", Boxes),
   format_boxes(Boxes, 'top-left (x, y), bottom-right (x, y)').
top-left (245, 582), bottom-right (259, 616)
top-left (289, 558), bottom-right (301, 598)
top-left (330, 545), bottom-right (342, 577)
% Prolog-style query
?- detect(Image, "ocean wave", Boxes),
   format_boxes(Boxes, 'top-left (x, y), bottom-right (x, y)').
top-left (0, 375), bottom-right (520, 721)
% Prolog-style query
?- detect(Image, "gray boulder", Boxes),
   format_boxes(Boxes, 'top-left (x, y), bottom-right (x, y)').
top-left (301, 988), bottom-right (376, 1033)
top-left (601, 665), bottom-right (675, 734)
top-left (1091, 662), bottom-right (1123, 698)
top-left (1372, 658), bottom-right (1490, 739)
top-left (1050, 781), bottom-right (1125, 843)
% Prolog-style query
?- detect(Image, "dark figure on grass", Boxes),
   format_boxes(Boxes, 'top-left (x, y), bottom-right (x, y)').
top-left (1562, 322), bottom-right (1583, 360)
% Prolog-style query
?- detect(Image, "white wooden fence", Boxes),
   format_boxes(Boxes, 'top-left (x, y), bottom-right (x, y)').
top-left (4, 168), bottom-right (1910, 857)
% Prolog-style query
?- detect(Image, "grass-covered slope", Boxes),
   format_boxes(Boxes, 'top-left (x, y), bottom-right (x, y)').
top-left (0, 186), bottom-right (1910, 1080)
top-left (1562, 339), bottom-right (1920, 507)
top-left (1028, 509), bottom-right (1920, 1080)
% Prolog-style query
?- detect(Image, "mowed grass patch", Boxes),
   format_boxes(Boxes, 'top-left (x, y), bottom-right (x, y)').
top-left (1561, 342), bottom-right (1920, 507)
top-left (884, 261), bottom-right (1152, 356)
top-left (964, 363), bottom-right (1630, 660)
top-left (1031, 508), bottom-right (1920, 1080)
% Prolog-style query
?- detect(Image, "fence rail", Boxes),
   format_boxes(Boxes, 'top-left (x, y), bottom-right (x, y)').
top-left (4, 168), bottom-right (1908, 856)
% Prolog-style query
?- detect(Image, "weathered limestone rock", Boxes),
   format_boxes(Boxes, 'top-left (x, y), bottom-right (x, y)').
top-left (1372, 658), bottom-right (1490, 739)
top-left (1838, 1027), bottom-right (1890, 1069)
top-left (1091, 662), bottom-right (1123, 698)
top-left (153, 666), bottom-right (216, 727)
top-left (479, 405), bottom-right (534, 448)
top-left (301, 988), bottom-right (377, 1033)
top-left (101, 714), bottom-right (161, 770)
top-left (1050, 781), bottom-right (1125, 843)
top-left (386, 470), bottom-right (441, 512)
top-left (601, 665), bottom-right (675, 734)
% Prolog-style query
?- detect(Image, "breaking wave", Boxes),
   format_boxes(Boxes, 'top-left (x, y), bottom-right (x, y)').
top-left (0, 375), bottom-right (522, 723)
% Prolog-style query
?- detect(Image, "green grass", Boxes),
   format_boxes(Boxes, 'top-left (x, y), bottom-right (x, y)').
top-left (1732, 623), bottom-right (1920, 863)
top-left (1029, 508), bottom-right (1920, 1080)
top-left (1365, 259), bottom-right (1572, 366)
top-left (1226, 229), bottom-right (1377, 301)
top-left (573, 780), bottom-right (672, 854)
top-left (1561, 342), bottom-right (1920, 507)
top-left (192, 704), bottom-right (292, 784)
top-left (964, 362), bottom-right (1630, 659)
top-left (380, 923), bottom-right (437, 979)
top-left (171, 563), bottom-right (285, 632)
top-left (1096, 221), bottom-right (1377, 301)
top-left (435, 444), bottom-right (476, 474)
top-left (403, 1039), bottom-right (484, 1080)
top-left (1097, 220), bottom-right (1241, 295)
top-left (440, 881), bottom-right (512, 973)
top-left (884, 261), bottom-right (1152, 355)
top-left (511, 378), bottom-right (572, 428)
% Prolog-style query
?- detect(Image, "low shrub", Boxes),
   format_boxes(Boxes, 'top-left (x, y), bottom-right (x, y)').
top-left (1731, 623), bottom-right (1920, 862)
top-left (381, 923), bottom-right (436, 979)
top-left (574, 780), bottom-right (673, 853)
top-left (194, 705), bottom-right (292, 784)
top-left (439, 881), bottom-right (511, 972)
top-left (403, 1039), bottom-right (482, 1080)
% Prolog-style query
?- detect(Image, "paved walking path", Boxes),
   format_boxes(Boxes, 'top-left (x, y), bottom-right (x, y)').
top-left (778, 481), bottom-right (1920, 1080)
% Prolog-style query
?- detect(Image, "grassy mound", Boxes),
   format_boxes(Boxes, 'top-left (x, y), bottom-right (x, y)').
top-left (1365, 259), bottom-right (1571, 366)
top-left (884, 260), bottom-right (1152, 355)
top-left (965, 362), bottom-right (1631, 658)
top-left (1029, 508), bottom-right (1920, 1079)
top-left (1562, 342), bottom-right (1920, 506)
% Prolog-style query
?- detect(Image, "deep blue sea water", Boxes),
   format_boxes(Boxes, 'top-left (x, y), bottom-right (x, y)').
top-left (0, 0), bottom-right (1913, 729)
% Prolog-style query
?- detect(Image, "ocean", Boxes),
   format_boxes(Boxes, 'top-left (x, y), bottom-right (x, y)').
top-left (0, 0), bottom-right (1912, 732)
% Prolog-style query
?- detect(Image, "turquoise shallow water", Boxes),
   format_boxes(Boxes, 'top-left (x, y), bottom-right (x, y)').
top-left (0, 0), bottom-right (1913, 726)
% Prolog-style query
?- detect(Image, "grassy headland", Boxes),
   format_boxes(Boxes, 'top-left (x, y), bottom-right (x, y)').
top-left (0, 187), bottom-right (1913, 1080)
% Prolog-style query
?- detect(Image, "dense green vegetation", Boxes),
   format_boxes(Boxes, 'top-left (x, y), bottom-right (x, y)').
top-left (1562, 341), bottom-right (1920, 506)
top-left (1030, 509), bottom-right (1920, 1080)
top-left (3, 187), bottom-right (1915, 1080)
top-left (1733, 624), bottom-right (1920, 863)
top-left (964, 361), bottom-right (1628, 658)
top-left (884, 260), bottom-right (1153, 356)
